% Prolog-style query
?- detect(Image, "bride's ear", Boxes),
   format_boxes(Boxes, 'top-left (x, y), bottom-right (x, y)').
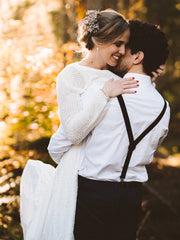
top-left (133, 51), bottom-right (144, 64)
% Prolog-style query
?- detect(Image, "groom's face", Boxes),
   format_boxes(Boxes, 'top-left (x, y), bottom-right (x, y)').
top-left (116, 48), bottom-right (134, 76)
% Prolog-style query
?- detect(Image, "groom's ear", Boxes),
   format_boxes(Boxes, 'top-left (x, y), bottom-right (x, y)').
top-left (133, 51), bottom-right (144, 64)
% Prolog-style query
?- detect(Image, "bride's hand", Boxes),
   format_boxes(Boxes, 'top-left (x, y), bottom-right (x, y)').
top-left (102, 77), bottom-right (139, 98)
top-left (151, 64), bottom-right (165, 82)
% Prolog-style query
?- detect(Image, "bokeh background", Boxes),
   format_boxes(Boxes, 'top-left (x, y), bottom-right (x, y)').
top-left (0, 0), bottom-right (180, 239)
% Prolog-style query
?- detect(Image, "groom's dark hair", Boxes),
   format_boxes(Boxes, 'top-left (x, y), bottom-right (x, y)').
top-left (128, 20), bottom-right (169, 76)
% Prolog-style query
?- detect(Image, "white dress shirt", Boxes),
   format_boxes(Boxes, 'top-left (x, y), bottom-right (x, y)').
top-left (48, 72), bottom-right (170, 182)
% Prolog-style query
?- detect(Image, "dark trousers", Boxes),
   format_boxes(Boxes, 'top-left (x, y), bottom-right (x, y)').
top-left (74, 175), bottom-right (142, 240)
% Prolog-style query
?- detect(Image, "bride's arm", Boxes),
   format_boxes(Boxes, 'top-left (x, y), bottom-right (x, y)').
top-left (48, 125), bottom-right (72, 164)
top-left (57, 70), bottom-right (109, 145)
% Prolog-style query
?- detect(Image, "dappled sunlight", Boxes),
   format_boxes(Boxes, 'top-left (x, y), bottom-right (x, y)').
top-left (156, 154), bottom-right (180, 168)
top-left (0, 195), bottom-right (20, 206)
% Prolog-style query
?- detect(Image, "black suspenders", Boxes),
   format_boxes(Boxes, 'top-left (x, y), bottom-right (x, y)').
top-left (117, 95), bottom-right (167, 182)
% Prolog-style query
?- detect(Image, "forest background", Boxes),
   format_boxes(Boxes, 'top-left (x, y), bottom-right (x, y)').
top-left (0, 0), bottom-right (180, 239)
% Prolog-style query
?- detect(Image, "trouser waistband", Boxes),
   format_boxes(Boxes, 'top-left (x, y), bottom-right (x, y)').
top-left (78, 175), bottom-right (142, 188)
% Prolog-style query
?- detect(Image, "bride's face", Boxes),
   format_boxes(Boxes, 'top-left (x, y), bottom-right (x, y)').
top-left (97, 29), bottom-right (130, 68)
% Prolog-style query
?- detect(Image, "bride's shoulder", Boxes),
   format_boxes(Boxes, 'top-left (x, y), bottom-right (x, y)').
top-left (56, 62), bottom-right (86, 90)
top-left (58, 62), bottom-right (79, 76)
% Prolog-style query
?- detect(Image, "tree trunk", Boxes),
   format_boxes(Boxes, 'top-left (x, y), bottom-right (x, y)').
top-left (62, 0), bottom-right (70, 43)
top-left (68, 0), bottom-right (77, 42)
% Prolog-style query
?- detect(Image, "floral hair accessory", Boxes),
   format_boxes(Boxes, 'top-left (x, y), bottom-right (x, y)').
top-left (84, 10), bottom-right (100, 34)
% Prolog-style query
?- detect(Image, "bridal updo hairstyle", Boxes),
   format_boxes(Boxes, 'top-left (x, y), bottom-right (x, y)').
top-left (78, 9), bottom-right (129, 50)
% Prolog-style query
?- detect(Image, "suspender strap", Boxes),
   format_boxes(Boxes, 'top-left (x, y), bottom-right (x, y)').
top-left (133, 98), bottom-right (167, 146)
top-left (117, 95), bottom-right (167, 182)
top-left (117, 94), bottom-right (134, 145)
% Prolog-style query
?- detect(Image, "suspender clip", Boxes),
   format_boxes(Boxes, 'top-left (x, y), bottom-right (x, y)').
top-left (120, 178), bottom-right (124, 183)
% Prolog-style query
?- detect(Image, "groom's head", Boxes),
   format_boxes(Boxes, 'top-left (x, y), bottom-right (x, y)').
top-left (116, 20), bottom-right (169, 76)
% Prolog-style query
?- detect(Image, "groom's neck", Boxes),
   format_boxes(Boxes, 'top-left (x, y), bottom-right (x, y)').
top-left (127, 64), bottom-right (148, 76)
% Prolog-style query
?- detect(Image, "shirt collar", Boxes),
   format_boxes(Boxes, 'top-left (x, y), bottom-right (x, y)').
top-left (123, 73), bottom-right (152, 86)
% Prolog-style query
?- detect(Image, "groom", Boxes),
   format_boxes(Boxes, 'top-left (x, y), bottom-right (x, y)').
top-left (48, 20), bottom-right (170, 240)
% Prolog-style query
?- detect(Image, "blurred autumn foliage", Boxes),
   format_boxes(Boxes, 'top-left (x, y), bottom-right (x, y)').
top-left (0, 0), bottom-right (180, 239)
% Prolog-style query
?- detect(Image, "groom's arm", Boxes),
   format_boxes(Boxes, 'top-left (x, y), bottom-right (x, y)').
top-left (48, 125), bottom-right (72, 164)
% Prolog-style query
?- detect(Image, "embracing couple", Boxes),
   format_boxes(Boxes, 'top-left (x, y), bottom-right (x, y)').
top-left (21, 9), bottom-right (170, 240)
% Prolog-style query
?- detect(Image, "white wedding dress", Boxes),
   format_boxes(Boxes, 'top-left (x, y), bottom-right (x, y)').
top-left (20, 144), bottom-right (82, 240)
top-left (20, 63), bottom-right (112, 240)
